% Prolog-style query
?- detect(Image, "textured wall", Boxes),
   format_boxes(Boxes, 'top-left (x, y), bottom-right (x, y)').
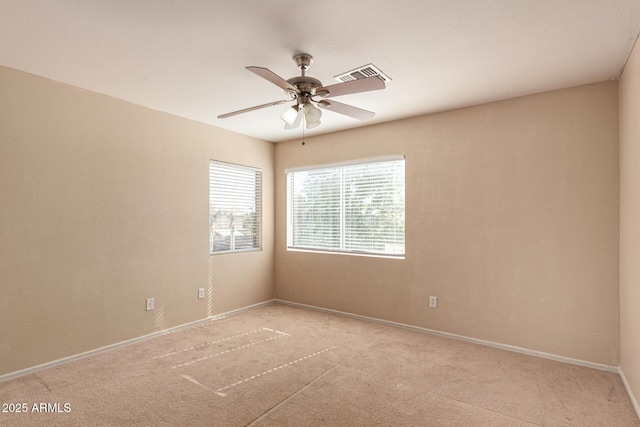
top-left (620, 39), bottom-right (640, 413)
top-left (0, 63), bottom-right (624, 379)
top-left (275, 81), bottom-right (619, 366)
top-left (0, 66), bottom-right (274, 376)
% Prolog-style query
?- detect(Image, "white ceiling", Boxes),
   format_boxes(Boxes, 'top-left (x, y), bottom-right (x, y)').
top-left (1, 1), bottom-right (639, 142)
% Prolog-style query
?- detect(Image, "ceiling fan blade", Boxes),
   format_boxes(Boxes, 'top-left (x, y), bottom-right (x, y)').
top-left (317, 99), bottom-right (375, 121)
top-left (217, 100), bottom-right (288, 119)
top-left (316, 76), bottom-right (385, 98)
top-left (246, 66), bottom-right (297, 93)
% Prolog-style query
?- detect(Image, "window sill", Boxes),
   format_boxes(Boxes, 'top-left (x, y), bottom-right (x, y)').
top-left (210, 248), bottom-right (262, 256)
top-left (286, 247), bottom-right (404, 260)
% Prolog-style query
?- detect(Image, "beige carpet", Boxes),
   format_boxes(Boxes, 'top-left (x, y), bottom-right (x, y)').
top-left (0, 303), bottom-right (638, 426)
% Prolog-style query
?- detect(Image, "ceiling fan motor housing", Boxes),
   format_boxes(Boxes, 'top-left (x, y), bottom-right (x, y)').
top-left (286, 76), bottom-right (323, 98)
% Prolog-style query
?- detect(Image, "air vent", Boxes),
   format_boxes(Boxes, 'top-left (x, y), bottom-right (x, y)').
top-left (334, 63), bottom-right (391, 83)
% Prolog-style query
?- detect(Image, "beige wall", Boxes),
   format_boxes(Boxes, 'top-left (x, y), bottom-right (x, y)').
top-left (0, 62), bottom-right (625, 379)
top-left (0, 66), bottom-right (274, 377)
top-left (275, 81), bottom-right (620, 366)
top-left (620, 39), bottom-right (640, 411)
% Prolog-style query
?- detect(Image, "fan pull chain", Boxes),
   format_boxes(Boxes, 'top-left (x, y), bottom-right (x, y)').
top-left (302, 112), bottom-right (306, 146)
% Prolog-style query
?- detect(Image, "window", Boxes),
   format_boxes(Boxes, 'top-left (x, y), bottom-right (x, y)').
top-left (209, 161), bottom-right (262, 254)
top-left (287, 156), bottom-right (405, 257)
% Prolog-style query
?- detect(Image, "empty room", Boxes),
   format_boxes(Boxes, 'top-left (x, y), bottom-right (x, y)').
top-left (1, 1), bottom-right (640, 426)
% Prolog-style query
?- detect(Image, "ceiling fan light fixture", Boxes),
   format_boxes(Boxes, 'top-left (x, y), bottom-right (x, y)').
top-left (306, 119), bottom-right (321, 129)
top-left (303, 102), bottom-right (322, 123)
top-left (280, 105), bottom-right (299, 125)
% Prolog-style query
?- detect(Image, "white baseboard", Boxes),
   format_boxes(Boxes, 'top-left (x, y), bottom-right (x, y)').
top-left (0, 299), bottom-right (274, 384)
top-left (2, 297), bottom-right (625, 387)
top-left (619, 367), bottom-right (640, 420)
top-left (274, 299), bottom-right (619, 373)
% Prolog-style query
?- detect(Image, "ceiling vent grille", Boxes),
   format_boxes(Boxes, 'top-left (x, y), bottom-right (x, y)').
top-left (334, 63), bottom-right (391, 83)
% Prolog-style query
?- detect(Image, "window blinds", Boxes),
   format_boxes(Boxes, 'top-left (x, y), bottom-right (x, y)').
top-left (209, 161), bottom-right (262, 254)
top-left (287, 158), bottom-right (405, 257)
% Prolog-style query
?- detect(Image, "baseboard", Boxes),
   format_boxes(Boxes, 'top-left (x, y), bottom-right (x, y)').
top-left (0, 299), bottom-right (275, 383)
top-left (619, 367), bottom-right (640, 419)
top-left (274, 299), bottom-right (618, 373)
top-left (1, 297), bottom-right (622, 383)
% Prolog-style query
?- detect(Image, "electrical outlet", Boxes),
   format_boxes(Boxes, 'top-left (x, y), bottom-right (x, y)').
top-left (146, 298), bottom-right (155, 311)
top-left (198, 288), bottom-right (205, 299)
top-left (429, 296), bottom-right (438, 308)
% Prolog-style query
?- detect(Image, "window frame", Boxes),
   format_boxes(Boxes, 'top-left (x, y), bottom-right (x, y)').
top-left (286, 156), bottom-right (405, 259)
top-left (209, 160), bottom-right (262, 255)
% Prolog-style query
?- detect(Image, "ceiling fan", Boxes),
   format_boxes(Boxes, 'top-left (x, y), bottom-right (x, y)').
top-left (218, 53), bottom-right (386, 130)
